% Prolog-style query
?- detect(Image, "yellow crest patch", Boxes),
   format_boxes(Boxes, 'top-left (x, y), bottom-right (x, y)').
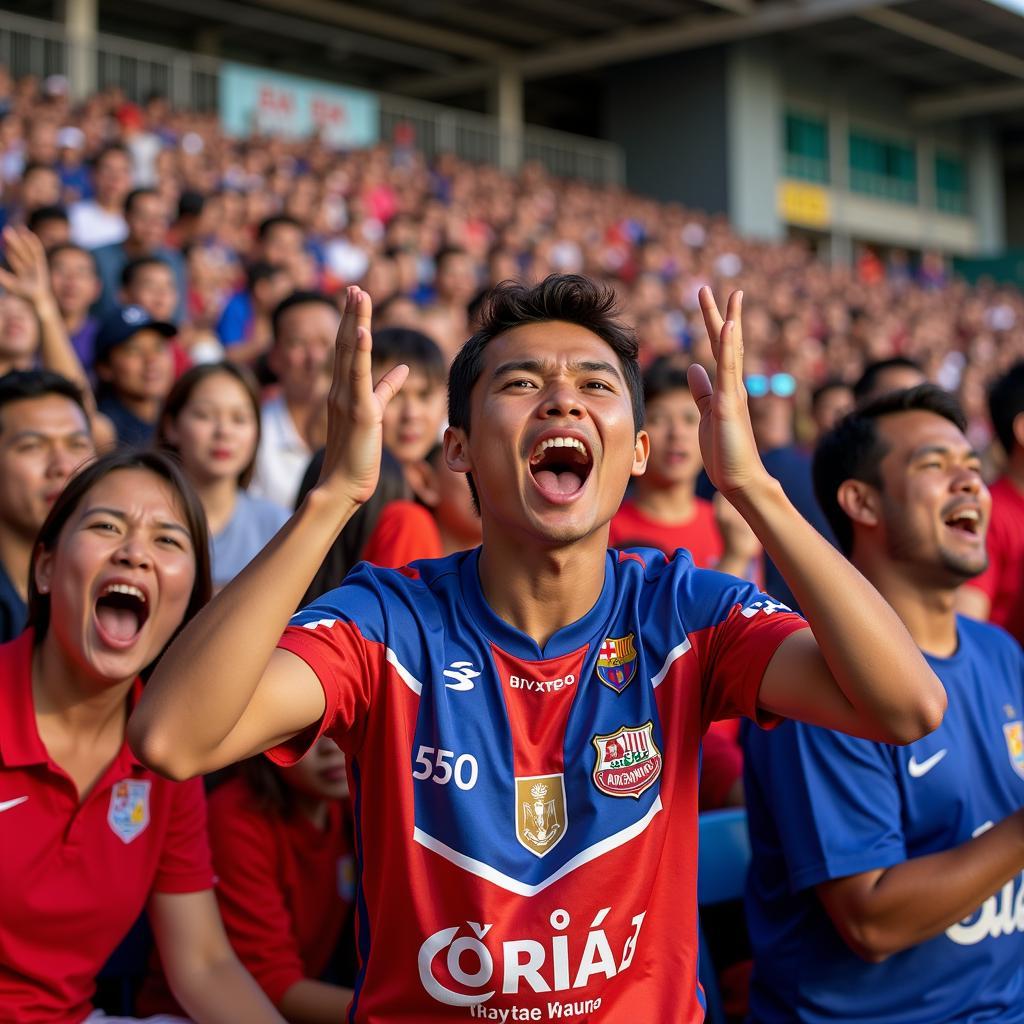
top-left (515, 773), bottom-right (567, 858)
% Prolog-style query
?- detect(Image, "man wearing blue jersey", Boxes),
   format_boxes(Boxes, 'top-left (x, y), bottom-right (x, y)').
top-left (130, 277), bottom-right (946, 1023)
top-left (745, 384), bottom-right (1024, 1024)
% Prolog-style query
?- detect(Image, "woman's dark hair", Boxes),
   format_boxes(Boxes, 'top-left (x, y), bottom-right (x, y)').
top-left (813, 384), bottom-right (967, 556)
top-left (295, 447), bottom-right (408, 607)
top-left (988, 359), bottom-right (1024, 456)
top-left (27, 449), bottom-right (213, 668)
top-left (239, 755), bottom-right (293, 818)
top-left (156, 362), bottom-right (262, 489)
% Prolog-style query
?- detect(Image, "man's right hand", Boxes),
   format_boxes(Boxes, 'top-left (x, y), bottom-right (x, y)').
top-left (315, 286), bottom-right (409, 509)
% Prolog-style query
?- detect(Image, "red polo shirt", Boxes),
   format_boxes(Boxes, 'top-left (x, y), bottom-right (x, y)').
top-left (0, 631), bottom-right (214, 1024)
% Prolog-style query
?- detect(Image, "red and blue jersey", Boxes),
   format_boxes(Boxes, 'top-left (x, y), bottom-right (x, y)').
top-left (270, 546), bottom-right (806, 1023)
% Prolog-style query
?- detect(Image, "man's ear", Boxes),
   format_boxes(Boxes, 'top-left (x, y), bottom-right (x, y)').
top-left (630, 430), bottom-right (650, 478)
top-left (836, 479), bottom-right (881, 530)
top-left (443, 425), bottom-right (471, 475)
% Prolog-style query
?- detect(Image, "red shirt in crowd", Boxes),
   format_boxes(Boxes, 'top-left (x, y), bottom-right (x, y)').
top-left (609, 498), bottom-right (723, 567)
top-left (965, 476), bottom-right (1024, 645)
top-left (0, 631), bottom-right (214, 1024)
top-left (360, 499), bottom-right (443, 568)
top-left (206, 776), bottom-right (355, 1005)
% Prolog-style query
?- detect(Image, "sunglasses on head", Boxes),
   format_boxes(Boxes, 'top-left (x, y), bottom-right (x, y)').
top-left (745, 373), bottom-right (796, 398)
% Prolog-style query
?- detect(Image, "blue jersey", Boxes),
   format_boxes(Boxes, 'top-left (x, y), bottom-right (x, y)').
top-left (271, 546), bottom-right (806, 1023)
top-left (744, 616), bottom-right (1024, 1023)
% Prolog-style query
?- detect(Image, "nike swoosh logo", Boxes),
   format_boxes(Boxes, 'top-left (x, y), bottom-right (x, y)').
top-left (0, 796), bottom-right (28, 813)
top-left (908, 750), bottom-right (948, 778)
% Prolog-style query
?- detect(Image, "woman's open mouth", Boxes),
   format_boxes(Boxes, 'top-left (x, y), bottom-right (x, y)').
top-left (528, 435), bottom-right (593, 501)
top-left (94, 581), bottom-right (150, 648)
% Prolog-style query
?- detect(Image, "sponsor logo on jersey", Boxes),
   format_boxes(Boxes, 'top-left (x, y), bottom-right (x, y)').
top-left (516, 774), bottom-right (566, 857)
top-left (591, 722), bottom-right (662, 798)
top-left (108, 779), bottom-right (150, 844)
top-left (740, 597), bottom-right (791, 618)
top-left (596, 634), bottom-right (637, 694)
top-left (1004, 721), bottom-right (1024, 780)
top-left (508, 672), bottom-right (575, 694)
top-left (443, 661), bottom-right (481, 691)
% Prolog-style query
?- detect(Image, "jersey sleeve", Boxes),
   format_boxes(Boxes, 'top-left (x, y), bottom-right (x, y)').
top-left (360, 500), bottom-right (443, 568)
top-left (151, 777), bottom-right (216, 894)
top-left (745, 721), bottom-right (906, 892)
top-left (208, 795), bottom-right (306, 1006)
top-left (268, 562), bottom-right (389, 764)
top-left (683, 568), bottom-right (808, 730)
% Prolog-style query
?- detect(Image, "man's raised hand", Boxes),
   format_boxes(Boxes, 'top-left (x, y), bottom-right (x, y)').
top-left (316, 287), bottom-right (408, 508)
top-left (687, 286), bottom-right (770, 500)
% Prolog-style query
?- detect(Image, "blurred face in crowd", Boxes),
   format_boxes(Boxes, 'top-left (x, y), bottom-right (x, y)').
top-left (857, 410), bottom-right (990, 587)
top-left (378, 365), bottom-right (446, 465)
top-left (32, 215), bottom-right (70, 251)
top-left (163, 371), bottom-right (259, 487)
top-left (278, 737), bottom-right (349, 802)
top-left (251, 269), bottom-right (292, 316)
top-left (0, 294), bottom-right (40, 366)
top-left (50, 247), bottom-right (101, 319)
top-left (98, 330), bottom-right (175, 405)
top-left (748, 394), bottom-right (794, 452)
top-left (94, 149), bottom-right (133, 208)
top-left (270, 301), bottom-right (337, 404)
top-left (0, 394), bottom-right (93, 540)
top-left (25, 120), bottom-right (58, 164)
top-left (812, 383), bottom-right (855, 437)
top-left (861, 365), bottom-right (928, 403)
top-left (435, 251), bottom-right (476, 306)
top-left (124, 263), bottom-right (178, 324)
top-left (641, 388), bottom-right (702, 489)
top-left (261, 222), bottom-right (304, 271)
top-left (21, 165), bottom-right (61, 211)
top-left (127, 193), bottom-right (170, 251)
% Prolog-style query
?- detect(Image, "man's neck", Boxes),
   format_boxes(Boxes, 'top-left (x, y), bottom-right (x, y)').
top-left (0, 524), bottom-right (33, 602)
top-left (854, 552), bottom-right (959, 657)
top-left (64, 308), bottom-right (90, 333)
top-left (284, 393), bottom-right (314, 446)
top-left (477, 527), bottom-right (608, 649)
top-left (632, 480), bottom-right (697, 524)
top-left (116, 393), bottom-right (160, 424)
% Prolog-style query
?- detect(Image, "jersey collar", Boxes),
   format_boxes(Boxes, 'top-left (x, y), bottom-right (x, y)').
top-left (458, 547), bottom-right (617, 661)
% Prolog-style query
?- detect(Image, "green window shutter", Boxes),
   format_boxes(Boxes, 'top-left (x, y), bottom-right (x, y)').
top-left (849, 131), bottom-right (917, 203)
top-left (784, 112), bottom-right (829, 183)
top-left (935, 154), bottom-right (967, 214)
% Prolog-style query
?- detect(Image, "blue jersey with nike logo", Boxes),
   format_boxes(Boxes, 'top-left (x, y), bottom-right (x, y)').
top-left (744, 615), bottom-right (1024, 1023)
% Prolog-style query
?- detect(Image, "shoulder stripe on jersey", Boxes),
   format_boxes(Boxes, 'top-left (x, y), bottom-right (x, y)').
top-left (651, 638), bottom-right (692, 688)
top-left (385, 647), bottom-right (422, 696)
top-left (412, 796), bottom-right (663, 897)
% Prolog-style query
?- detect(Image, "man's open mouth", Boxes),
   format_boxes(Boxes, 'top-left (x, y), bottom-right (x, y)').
top-left (943, 506), bottom-right (981, 536)
top-left (528, 435), bottom-right (593, 498)
top-left (94, 582), bottom-right (150, 645)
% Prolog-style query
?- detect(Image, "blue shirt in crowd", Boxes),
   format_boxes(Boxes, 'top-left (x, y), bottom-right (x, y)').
top-left (0, 559), bottom-right (26, 644)
top-left (210, 491), bottom-right (289, 590)
top-left (744, 615), bottom-right (1024, 1023)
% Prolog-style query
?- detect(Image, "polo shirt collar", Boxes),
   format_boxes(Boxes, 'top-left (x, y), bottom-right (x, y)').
top-left (0, 629), bottom-right (144, 769)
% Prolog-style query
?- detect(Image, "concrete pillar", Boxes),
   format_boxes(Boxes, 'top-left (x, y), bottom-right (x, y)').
top-left (968, 125), bottom-right (1006, 255)
top-left (62, 0), bottom-right (97, 100)
top-left (726, 41), bottom-right (783, 241)
top-left (491, 65), bottom-right (523, 174)
top-left (828, 99), bottom-right (851, 264)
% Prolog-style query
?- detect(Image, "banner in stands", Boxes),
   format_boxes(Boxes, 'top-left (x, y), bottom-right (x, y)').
top-left (219, 62), bottom-right (379, 148)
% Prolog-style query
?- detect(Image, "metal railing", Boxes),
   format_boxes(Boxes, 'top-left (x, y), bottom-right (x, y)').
top-left (0, 12), bottom-right (624, 184)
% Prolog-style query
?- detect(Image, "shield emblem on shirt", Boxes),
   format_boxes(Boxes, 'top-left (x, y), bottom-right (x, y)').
top-left (1004, 721), bottom-right (1024, 780)
top-left (596, 633), bottom-right (638, 694)
top-left (515, 774), bottom-right (567, 858)
top-left (108, 779), bottom-right (151, 844)
top-left (591, 721), bottom-right (663, 799)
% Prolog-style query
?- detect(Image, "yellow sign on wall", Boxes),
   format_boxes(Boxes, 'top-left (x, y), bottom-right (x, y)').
top-left (778, 180), bottom-right (831, 228)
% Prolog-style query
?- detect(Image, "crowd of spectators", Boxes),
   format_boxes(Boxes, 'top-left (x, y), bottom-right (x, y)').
top-left (2, 65), bottom-right (1024, 1024)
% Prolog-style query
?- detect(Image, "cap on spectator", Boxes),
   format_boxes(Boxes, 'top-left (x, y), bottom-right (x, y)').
top-left (43, 75), bottom-right (69, 98)
top-left (57, 126), bottom-right (84, 150)
top-left (95, 305), bottom-right (175, 362)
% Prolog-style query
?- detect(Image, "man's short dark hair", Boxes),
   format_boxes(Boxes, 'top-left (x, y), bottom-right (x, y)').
top-left (811, 378), bottom-right (851, 414)
top-left (92, 142), bottom-right (129, 169)
top-left (46, 241), bottom-right (94, 268)
top-left (246, 260), bottom-right (286, 291)
top-left (642, 356), bottom-right (690, 405)
top-left (124, 187), bottom-right (159, 216)
top-left (22, 161), bottom-right (58, 180)
top-left (121, 255), bottom-right (172, 290)
top-left (987, 360), bottom-right (1024, 456)
top-left (448, 274), bottom-right (643, 435)
top-left (372, 327), bottom-right (445, 384)
top-left (0, 370), bottom-right (87, 433)
top-left (853, 357), bottom-right (924, 402)
top-left (813, 384), bottom-right (967, 556)
top-left (258, 214), bottom-right (303, 241)
top-left (271, 290), bottom-right (337, 340)
top-left (28, 205), bottom-right (68, 233)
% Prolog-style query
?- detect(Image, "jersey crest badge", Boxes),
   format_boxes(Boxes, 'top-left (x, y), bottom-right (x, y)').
top-left (516, 774), bottom-right (566, 857)
top-left (591, 721), bottom-right (663, 798)
top-left (108, 779), bottom-right (151, 844)
top-left (1004, 721), bottom-right (1024, 780)
top-left (596, 633), bottom-right (638, 693)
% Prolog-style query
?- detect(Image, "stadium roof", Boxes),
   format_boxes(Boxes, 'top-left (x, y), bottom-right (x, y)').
top-left (10, 0), bottom-right (1024, 128)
